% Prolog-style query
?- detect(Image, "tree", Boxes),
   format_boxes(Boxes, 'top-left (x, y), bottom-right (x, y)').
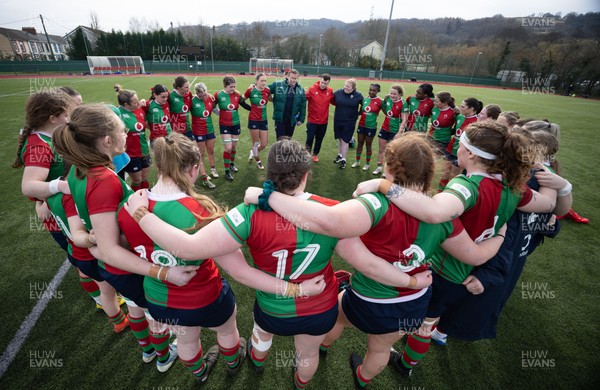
top-left (90, 12), bottom-right (100, 30)
top-left (67, 27), bottom-right (89, 60)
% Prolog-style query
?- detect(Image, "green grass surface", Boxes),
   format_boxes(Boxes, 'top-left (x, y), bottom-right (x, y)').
top-left (0, 74), bottom-right (599, 389)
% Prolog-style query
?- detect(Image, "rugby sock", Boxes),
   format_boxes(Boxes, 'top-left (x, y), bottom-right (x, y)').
top-left (365, 151), bottom-right (372, 164)
top-left (355, 365), bottom-right (370, 387)
top-left (181, 347), bottom-right (208, 378)
top-left (401, 333), bottom-right (431, 369)
top-left (294, 371), bottom-right (309, 390)
top-left (140, 180), bottom-right (150, 189)
top-left (319, 343), bottom-right (331, 353)
top-left (438, 178), bottom-right (449, 192)
top-left (108, 309), bottom-right (127, 326)
top-left (250, 346), bottom-right (267, 368)
top-left (231, 148), bottom-right (237, 163)
top-left (128, 315), bottom-right (153, 353)
top-left (150, 329), bottom-right (171, 363)
top-left (219, 339), bottom-right (241, 369)
top-left (131, 182), bottom-right (142, 191)
top-left (253, 142), bottom-right (259, 157)
top-left (79, 276), bottom-right (100, 302)
top-left (200, 174), bottom-right (209, 182)
top-left (355, 151), bottom-right (362, 162)
top-left (223, 151), bottom-right (231, 170)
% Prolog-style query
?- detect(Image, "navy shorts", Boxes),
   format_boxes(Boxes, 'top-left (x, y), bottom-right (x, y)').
top-left (147, 278), bottom-right (236, 327)
top-left (426, 272), bottom-right (470, 318)
top-left (378, 129), bottom-right (396, 141)
top-left (444, 150), bottom-right (458, 166)
top-left (182, 130), bottom-right (194, 141)
top-left (253, 300), bottom-right (338, 336)
top-left (248, 120), bottom-right (268, 130)
top-left (334, 122), bottom-right (356, 143)
top-left (342, 287), bottom-right (432, 335)
top-left (124, 155), bottom-right (151, 173)
top-left (219, 124), bottom-right (241, 135)
top-left (98, 267), bottom-right (147, 308)
top-left (67, 254), bottom-right (104, 282)
top-left (431, 140), bottom-right (449, 155)
top-left (192, 133), bottom-right (216, 142)
top-left (357, 126), bottom-right (376, 138)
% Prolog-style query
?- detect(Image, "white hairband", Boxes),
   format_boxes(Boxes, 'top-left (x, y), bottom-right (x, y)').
top-left (460, 132), bottom-right (497, 160)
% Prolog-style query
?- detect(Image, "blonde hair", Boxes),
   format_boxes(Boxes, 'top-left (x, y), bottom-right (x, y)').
top-left (153, 134), bottom-right (226, 227)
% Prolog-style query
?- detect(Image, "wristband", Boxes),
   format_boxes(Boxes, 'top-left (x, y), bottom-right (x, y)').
top-left (407, 276), bottom-right (417, 288)
top-left (496, 234), bottom-right (505, 239)
top-left (557, 181), bottom-right (572, 197)
top-left (258, 180), bottom-right (275, 211)
top-left (379, 179), bottom-right (393, 195)
top-left (48, 178), bottom-right (61, 195)
top-left (149, 264), bottom-right (161, 279)
top-left (133, 206), bottom-right (150, 223)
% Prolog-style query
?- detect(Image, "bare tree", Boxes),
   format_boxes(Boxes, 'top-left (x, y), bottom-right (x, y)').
top-left (90, 11), bottom-right (100, 30)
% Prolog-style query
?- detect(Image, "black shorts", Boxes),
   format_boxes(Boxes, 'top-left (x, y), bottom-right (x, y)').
top-left (191, 133), bottom-right (216, 142)
top-left (357, 126), bottom-right (376, 138)
top-left (334, 122), bottom-right (356, 143)
top-left (253, 300), bottom-right (338, 336)
top-left (426, 272), bottom-right (470, 319)
top-left (124, 155), bottom-right (151, 173)
top-left (431, 140), bottom-right (449, 155)
top-left (378, 129), bottom-right (396, 141)
top-left (342, 287), bottom-right (432, 334)
top-left (444, 150), bottom-right (458, 166)
top-left (68, 254), bottom-right (104, 282)
top-left (147, 278), bottom-right (236, 327)
top-left (248, 120), bottom-right (268, 130)
top-left (219, 124), bottom-right (241, 135)
top-left (98, 267), bottom-right (147, 308)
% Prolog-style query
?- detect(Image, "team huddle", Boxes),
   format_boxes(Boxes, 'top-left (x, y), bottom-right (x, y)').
top-left (13, 70), bottom-right (586, 388)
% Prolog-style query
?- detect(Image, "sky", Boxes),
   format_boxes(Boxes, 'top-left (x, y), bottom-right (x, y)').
top-left (0, 0), bottom-right (598, 36)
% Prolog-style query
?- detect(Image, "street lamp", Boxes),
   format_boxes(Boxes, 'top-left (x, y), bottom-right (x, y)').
top-left (469, 51), bottom-right (482, 84)
top-left (379, 0), bottom-right (395, 80)
top-left (317, 34), bottom-right (323, 75)
top-left (401, 43), bottom-right (412, 80)
top-left (210, 25), bottom-right (215, 72)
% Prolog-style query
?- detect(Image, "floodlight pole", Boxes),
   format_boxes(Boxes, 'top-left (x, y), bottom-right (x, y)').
top-left (317, 34), bottom-right (323, 75)
top-left (470, 52), bottom-right (482, 84)
top-left (379, 0), bottom-right (394, 80)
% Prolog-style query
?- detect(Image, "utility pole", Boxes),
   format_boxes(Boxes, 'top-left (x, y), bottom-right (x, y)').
top-left (39, 14), bottom-right (57, 61)
top-left (379, 0), bottom-right (394, 80)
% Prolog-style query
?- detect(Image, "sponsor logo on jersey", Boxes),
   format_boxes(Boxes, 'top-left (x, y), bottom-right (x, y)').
top-left (449, 183), bottom-right (471, 200)
top-left (259, 99), bottom-right (267, 106)
top-left (387, 110), bottom-right (394, 117)
top-left (227, 208), bottom-right (245, 227)
top-left (365, 106), bottom-right (372, 112)
top-left (361, 193), bottom-right (382, 210)
top-left (203, 110), bottom-right (210, 118)
top-left (134, 122), bottom-right (144, 131)
top-left (227, 103), bottom-right (235, 110)
top-left (182, 104), bottom-right (189, 113)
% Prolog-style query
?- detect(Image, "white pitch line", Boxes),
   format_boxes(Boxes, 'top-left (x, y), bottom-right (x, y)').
top-left (0, 259), bottom-right (70, 378)
top-left (190, 75), bottom-right (198, 87)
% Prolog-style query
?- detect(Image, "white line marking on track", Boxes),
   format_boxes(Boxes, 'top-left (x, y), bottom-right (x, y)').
top-left (0, 259), bottom-right (70, 378)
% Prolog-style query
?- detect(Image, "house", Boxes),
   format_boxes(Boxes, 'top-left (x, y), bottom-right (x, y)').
top-left (0, 27), bottom-right (70, 60)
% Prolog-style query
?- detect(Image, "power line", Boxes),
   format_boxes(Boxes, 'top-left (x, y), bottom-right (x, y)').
top-left (0, 17), bottom-right (37, 27)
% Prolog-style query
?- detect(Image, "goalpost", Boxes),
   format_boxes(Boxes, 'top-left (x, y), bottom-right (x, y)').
top-left (86, 56), bottom-right (145, 75)
top-left (249, 58), bottom-right (294, 75)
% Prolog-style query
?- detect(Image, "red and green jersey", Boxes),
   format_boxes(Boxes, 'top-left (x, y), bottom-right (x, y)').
top-left (221, 193), bottom-right (339, 318)
top-left (406, 96), bottom-right (434, 132)
top-left (146, 100), bottom-right (172, 141)
top-left (358, 96), bottom-right (383, 129)
top-left (190, 96), bottom-right (215, 136)
top-left (434, 174), bottom-right (534, 283)
top-left (244, 86), bottom-right (270, 121)
top-left (446, 115), bottom-right (477, 155)
top-left (381, 98), bottom-right (409, 133)
top-left (67, 165), bottom-right (133, 275)
top-left (429, 107), bottom-right (456, 143)
top-left (214, 91), bottom-right (241, 126)
top-left (169, 90), bottom-right (192, 134)
top-left (20, 131), bottom-right (64, 231)
top-left (117, 192), bottom-right (222, 310)
top-left (20, 131), bottom-right (64, 185)
top-left (354, 192), bottom-right (463, 302)
top-left (46, 193), bottom-right (94, 261)
top-left (119, 106), bottom-right (148, 158)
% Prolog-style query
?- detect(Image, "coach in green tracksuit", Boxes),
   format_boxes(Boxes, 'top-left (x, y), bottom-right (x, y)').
top-left (268, 69), bottom-right (306, 140)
